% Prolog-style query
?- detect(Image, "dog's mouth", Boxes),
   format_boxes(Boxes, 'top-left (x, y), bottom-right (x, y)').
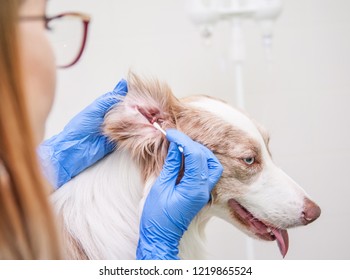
top-left (228, 199), bottom-right (289, 258)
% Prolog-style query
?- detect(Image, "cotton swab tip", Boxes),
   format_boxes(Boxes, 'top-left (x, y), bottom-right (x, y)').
top-left (153, 122), bottom-right (167, 135)
top-left (152, 122), bottom-right (183, 153)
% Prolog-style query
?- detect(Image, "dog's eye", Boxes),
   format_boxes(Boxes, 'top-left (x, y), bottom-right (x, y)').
top-left (243, 157), bottom-right (255, 165)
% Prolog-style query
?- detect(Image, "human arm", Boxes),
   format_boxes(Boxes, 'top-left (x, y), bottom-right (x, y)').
top-left (37, 79), bottom-right (128, 188)
top-left (136, 129), bottom-right (223, 259)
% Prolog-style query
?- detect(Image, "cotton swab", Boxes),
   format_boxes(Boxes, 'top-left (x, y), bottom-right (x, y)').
top-left (152, 122), bottom-right (167, 136)
top-left (153, 122), bottom-right (184, 153)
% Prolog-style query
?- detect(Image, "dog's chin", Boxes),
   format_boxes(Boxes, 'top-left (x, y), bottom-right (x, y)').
top-left (227, 199), bottom-right (289, 258)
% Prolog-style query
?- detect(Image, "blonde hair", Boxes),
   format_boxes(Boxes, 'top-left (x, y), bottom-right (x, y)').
top-left (0, 0), bottom-right (61, 259)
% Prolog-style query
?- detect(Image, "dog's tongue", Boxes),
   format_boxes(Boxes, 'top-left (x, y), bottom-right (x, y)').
top-left (271, 228), bottom-right (289, 258)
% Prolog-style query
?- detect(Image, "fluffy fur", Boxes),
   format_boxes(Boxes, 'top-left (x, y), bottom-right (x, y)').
top-left (52, 73), bottom-right (320, 259)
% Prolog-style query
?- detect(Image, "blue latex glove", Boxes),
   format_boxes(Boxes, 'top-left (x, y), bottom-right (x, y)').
top-left (38, 79), bottom-right (128, 188)
top-left (136, 129), bottom-right (223, 260)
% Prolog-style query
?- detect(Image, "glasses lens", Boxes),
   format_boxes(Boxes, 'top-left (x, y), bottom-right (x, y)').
top-left (46, 15), bottom-right (85, 68)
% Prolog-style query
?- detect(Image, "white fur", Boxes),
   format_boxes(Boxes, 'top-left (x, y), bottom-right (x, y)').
top-left (243, 166), bottom-right (307, 229)
top-left (189, 98), bottom-right (310, 232)
top-left (52, 150), bottom-right (143, 259)
top-left (189, 99), bottom-right (265, 146)
top-left (52, 97), bottom-right (314, 259)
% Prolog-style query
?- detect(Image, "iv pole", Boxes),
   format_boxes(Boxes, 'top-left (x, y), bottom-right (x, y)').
top-left (187, 0), bottom-right (283, 259)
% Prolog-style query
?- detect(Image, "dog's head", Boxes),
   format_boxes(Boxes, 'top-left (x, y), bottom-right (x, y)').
top-left (103, 73), bottom-right (321, 257)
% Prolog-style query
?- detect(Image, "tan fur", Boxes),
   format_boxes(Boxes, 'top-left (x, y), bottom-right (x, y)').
top-left (55, 73), bottom-right (320, 259)
top-left (58, 214), bottom-right (88, 260)
top-left (103, 72), bottom-right (265, 206)
top-left (103, 73), bottom-right (185, 181)
top-left (63, 235), bottom-right (88, 260)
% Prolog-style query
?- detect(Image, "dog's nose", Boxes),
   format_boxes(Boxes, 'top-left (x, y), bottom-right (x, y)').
top-left (301, 198), bottom-right (321, 225)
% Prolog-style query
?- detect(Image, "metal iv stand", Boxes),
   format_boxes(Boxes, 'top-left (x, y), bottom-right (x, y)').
top-left (187, 0), bottom-right (283, 259)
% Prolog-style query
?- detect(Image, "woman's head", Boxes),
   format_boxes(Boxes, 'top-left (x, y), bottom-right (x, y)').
top-left (0, 0), bottom-right (60, 259)
top-left (18, 0), bottom-right (56, 143)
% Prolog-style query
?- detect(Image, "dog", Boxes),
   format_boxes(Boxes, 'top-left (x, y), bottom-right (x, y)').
top-left (52, 73), bottom-right (321, 259)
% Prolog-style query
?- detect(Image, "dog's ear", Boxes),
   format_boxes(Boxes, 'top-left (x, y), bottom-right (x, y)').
top-left (103, 72), bottom-right (181, 180)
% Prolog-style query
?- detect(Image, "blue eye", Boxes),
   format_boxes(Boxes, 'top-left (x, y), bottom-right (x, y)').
top-left (243, 157), bottom-right (255, 165)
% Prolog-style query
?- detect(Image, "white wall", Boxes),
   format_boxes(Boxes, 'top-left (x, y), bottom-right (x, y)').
top-left (46, 0), bottom-right (350, 259)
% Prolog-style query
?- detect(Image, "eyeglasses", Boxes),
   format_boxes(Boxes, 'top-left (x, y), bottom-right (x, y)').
top-left (20, 12), bottom-right (91, 69)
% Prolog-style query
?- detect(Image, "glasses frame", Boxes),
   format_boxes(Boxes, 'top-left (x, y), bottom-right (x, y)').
top-left (20, 12), bottom-right (91, 69)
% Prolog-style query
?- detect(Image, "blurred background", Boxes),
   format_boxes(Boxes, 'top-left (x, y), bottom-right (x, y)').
top-left (46, 0), bottom-right (350, 259)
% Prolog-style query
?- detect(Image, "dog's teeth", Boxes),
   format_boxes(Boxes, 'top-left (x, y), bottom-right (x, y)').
top-left (267, 228), bottom-right (275, 237)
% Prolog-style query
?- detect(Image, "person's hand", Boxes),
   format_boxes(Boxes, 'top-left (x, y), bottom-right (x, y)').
top-left (136, 129), bottom-right (223, 259)
top-left (38, 79), bottom-right (128, 188)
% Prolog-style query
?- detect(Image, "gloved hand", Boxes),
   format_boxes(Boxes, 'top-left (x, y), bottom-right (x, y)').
top-left (136, 129), bottom-right (223, 260)
top-left (38, 79), bottom-right (128, 188)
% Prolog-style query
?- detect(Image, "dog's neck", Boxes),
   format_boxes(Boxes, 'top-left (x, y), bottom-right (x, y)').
top-left (179, 208), bottom-right (213, 259)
